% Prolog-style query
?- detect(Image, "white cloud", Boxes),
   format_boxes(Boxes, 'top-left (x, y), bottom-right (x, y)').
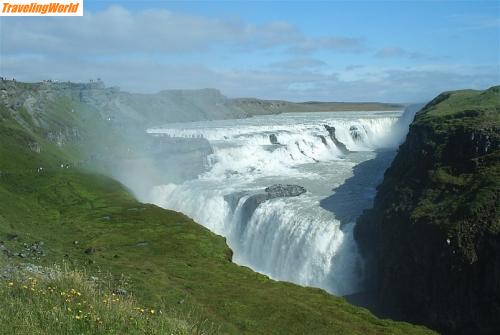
top-left (1, 53), bottom-right (497, 103)
top-left (344, 65), bottom-right (365, 71)
top-left (0, 5), bottom-right (497, 102)
top-left (270, 58), bottom-right (327, 70)
top-left (0, 5), bottom-right (361, 55)
top-left (291, 36), bottom-right (365, 53)
top-left (375, 47), bottom-right (436, 60)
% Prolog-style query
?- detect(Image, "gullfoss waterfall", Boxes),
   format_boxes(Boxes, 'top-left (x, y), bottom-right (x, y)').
top-left (146, 111), bottom-right (411, 296)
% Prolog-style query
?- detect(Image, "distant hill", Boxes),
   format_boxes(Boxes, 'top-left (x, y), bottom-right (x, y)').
top-left (0, 80), bottom-right (403, 129)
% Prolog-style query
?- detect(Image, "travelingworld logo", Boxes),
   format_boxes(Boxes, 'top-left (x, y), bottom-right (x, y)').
top-left (1, 0), bottom-right (83, 16)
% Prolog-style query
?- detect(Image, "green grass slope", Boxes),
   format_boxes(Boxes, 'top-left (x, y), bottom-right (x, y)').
top-left (0, 261), bottom-right (203, 335)
top-left (0, 82), bottom-right (435, 334)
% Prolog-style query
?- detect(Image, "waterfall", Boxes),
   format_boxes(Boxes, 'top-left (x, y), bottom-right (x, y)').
top-left (147, 111), bottom-right (408, 296)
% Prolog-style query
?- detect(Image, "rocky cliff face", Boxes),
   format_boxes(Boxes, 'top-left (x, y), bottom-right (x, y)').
top-left (354, 86), bottom-right (500, 335)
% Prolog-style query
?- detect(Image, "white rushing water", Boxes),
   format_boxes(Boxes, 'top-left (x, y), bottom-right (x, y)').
top-left (146, 110), bottom-right (410, 296)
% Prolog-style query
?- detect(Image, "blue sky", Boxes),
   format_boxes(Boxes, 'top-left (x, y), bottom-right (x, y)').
top-left (1, 0), bottom-right (498, 102)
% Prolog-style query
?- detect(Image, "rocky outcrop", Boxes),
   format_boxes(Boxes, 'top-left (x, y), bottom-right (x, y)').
top-left (324, 125), bottom-right (349, 154)
top-left (231, 185), bottom-right (306, 226)
top-left (265, 184), bottom-right (306, 198)
top-left (269, 134), bottom-right (279, 145)
top-left (46, 127), bottom-right (81, 147)
top-left (349, 126), bottom-right (363, 142)
top-left (354, 86), bottom-right (500, 335)
top-left (1, 239), bottom-right (46, 259)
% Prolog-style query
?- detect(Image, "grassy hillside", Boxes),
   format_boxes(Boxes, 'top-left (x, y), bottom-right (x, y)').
top-left (0, 261), bottom-right (203, 335)
top-left (0, 80), bottom-right (434, 334)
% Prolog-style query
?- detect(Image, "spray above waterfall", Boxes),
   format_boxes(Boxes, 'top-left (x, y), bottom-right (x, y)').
top-left (146, 109), bottom-right (412, 296)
